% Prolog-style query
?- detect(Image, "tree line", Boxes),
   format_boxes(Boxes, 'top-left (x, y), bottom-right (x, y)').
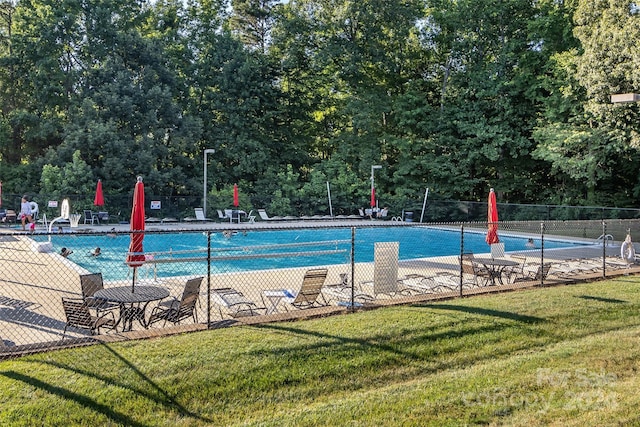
top-left (0, 0), bottom-right (638, 216)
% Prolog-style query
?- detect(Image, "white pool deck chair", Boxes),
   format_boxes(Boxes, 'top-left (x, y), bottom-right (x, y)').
top-left (194, 208), bottom-right (211, 221)
top-left (358, 242), bottom-right (412, 299)
top-left (324, 242), bottom-right (412, 303)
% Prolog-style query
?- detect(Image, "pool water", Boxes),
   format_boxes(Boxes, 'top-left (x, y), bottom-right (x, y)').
top-left (37, 227), bottom-right (587, 281)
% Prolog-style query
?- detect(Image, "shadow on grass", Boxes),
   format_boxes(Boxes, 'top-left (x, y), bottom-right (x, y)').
top-left (577, 295), bottom-right (627, 304)
top-left (14, 343), bottom-right (213, 425)
top-left (1, 370), bottom-right (147, 427)
top-left (252, 311), bottom-right (532, 368)
top-left (417, 304), bottom-right (545, 324)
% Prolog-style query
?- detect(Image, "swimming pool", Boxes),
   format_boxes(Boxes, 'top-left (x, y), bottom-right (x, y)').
top-left (37, 227), bottom-right (588, 281)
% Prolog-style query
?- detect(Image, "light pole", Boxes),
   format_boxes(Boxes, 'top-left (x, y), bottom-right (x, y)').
top-left (371, 165), bottom-right (382, 210)
top-left (203, 149), bottom-right (215, 215)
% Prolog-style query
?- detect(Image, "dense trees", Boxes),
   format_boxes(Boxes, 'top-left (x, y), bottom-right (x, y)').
top-left (0, 0), bottom-right (638, 214)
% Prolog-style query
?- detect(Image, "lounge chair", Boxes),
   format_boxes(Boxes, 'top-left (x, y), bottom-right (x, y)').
top-left (262, 268), bottom-right (329, 312)
top-left (401, 272), bottom-right (460, 294)
top-left (217, 210), bottom-right (228, 221)
top-left (257, 209), bottom-right (283, 221)
top-left (147, 277), bottom-right (203, 326)
top-left (80, 273), bottom-right (119, 313)
top-left (211, 287), bottom-right (265, 318)
top-left (61, 297), bottom-right (116, 340)
top-left (357, 242), bottom-right (412, 300)
top-left (194, 208), bottom-right (211, 221)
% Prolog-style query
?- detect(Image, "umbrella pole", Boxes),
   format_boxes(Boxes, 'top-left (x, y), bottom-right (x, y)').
top-left (132, 267), bottom-right (136, 292)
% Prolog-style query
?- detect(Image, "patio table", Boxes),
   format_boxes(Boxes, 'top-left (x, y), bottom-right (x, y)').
top-left (475, 258), bottom-right (518, 286)
top-left (94, 285), bottom-right (169, 332)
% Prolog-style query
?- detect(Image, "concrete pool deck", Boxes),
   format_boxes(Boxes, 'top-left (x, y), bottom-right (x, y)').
top-left (0, 220), bottom-right (635, 358)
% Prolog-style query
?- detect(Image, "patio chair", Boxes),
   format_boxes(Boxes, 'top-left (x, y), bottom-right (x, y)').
top-left (217, 210), bottom-right (228, 221)
top-left (61, 297), bottom-right (116, 340)
top-left (460, 253), bottom-right (492, 287)
top-left (513, 263), bottom-right (552, 283)
top-left (262, 268), bottom-right (329, 311)
top-left (80, 273), bottom-right (119, 313)
top-left (244, 210), bottom-right (256, 223)
top-left (490, 242), bottom-right (505, 259)
top-left (506, 255), bottom-right (527, 283)
top-left (147, 277), bottom-right (203, 327)
top-left (83, 210), bottom-right (98, 225)
top-left (358, 242), bottom-right (412, 299)
top-left (211, 287), bottom-right (265, 318)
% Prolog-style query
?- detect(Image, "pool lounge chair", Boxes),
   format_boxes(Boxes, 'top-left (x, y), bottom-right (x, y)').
top-left (357, 242), bottom-right (412, 300)
top-left (211, 287), bottom-right (265, 318)
top-left (262, 268), bottom-right (329, 312)
top-left (258, 209), bottom-right (284, 221)
top-left (193, 208), bottom-right (211, 221)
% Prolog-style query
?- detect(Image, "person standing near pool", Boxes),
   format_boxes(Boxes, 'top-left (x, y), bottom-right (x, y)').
top-left (19, 195), bottom-right (33, 231)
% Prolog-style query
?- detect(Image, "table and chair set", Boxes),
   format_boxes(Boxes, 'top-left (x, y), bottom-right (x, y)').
top-left (61, 273), bottom-right (204, 339)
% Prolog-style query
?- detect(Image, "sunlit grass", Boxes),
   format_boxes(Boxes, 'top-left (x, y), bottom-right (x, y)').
top-left (2, 277), bottom-right (640, 425)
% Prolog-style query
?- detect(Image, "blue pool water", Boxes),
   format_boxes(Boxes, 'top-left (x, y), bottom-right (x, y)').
top-left (37, 227), bottom-right (588, 281)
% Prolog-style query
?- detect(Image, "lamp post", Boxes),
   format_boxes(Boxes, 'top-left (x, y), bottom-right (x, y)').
top-left (371, 165), bottom-right (382, 209)
top-left (203, 149), bottom-right (215, 215)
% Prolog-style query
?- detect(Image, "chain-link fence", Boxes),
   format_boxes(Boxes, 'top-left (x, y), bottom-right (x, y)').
top-left (3, 191), bottom-right (640, 226)
top-left (1, 218), bottom-right (637, 358)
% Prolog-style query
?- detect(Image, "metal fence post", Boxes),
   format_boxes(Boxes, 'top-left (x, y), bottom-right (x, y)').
top-left (459, 224), bottom-right (464, 297)
top-left (540, 222), bottom-right (545, 286)
top-left (350, 227), bottom-right (356, 311)
top-left (207, 230), bottom-right (211, 327)
top-left (602, 221), bottom-right (607, 278)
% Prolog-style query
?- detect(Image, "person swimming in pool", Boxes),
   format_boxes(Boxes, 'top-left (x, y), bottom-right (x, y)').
top-left (90, 247), bottom-right (101, 256)
top-left (60, 247), bottom-right (73, 257)
top-left (525, 238), bottom-right (536, 249)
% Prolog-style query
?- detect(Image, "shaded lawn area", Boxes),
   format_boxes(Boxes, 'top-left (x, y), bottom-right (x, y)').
top-left (2, 277), bottom-right (640, 426)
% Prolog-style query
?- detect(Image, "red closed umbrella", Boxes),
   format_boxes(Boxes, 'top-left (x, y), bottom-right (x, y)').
top-left (486, 188), bottom-right (500, 245)
top-left (126, 176), bottom-right (146, 291)
top-left (94, 179), bottom-right (104, 207)
top-left (370, 187), bottom-right (376, 208)
top-left (233, 184), bottom-right (239, 207)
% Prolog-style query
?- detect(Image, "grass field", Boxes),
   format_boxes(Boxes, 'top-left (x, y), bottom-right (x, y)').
top-left (2, 277), bottom-right (640, 426)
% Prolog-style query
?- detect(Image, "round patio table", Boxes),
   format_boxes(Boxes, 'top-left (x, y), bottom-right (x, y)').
top-left (474, 258), bottom-right (518, 286)
top-left (94, 285), bottom-right (169, 332)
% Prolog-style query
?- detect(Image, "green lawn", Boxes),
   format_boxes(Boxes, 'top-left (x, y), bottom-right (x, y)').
top-left (2, 277), bottom-right (640, 426)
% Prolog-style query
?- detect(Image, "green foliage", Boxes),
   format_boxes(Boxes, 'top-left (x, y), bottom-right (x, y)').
top-left (0, 0), bottom-right (639, 213)
top-left (40, 150), bottom-right (93, 198)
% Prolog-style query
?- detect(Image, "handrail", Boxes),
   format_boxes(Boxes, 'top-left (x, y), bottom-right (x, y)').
top-left (143, 239), bottom-right (351, 257)
top-left (137, 248), bottom-right (348, 264)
